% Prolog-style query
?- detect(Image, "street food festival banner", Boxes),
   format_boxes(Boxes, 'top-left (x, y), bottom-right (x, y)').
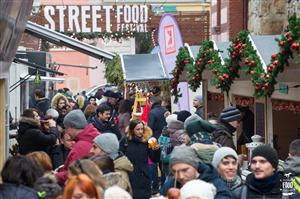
top-left (42, 5), bottom-right (149, 32)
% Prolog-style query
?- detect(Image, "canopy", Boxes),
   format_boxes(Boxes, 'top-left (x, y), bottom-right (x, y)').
top-left (25, 21), bottom-right (115, 60)
top-left (121, 53), bottom-right (169, 82)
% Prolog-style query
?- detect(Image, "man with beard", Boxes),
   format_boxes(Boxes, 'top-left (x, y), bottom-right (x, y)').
top-left (88, 103), bottom-right (121, 139)
top-left (233, 145), bottom-right (282, 199)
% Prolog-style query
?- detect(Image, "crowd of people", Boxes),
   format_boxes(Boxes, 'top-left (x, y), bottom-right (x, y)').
top-left (1, 87), bottom-right (300, 199)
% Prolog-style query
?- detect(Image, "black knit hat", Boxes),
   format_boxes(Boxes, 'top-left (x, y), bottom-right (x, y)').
top-left (252, 145), bottom-right (278, 169)
top-left (219, 106), bottom-right (241, 123)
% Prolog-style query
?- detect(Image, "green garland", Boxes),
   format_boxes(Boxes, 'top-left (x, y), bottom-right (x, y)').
top-left (104, 54), bottom-right (124, 89)
top-left (170, 47), bottom-right (194, 103)
top-left (63, 31), bottom-right (137, 42)
top-left (252, 15), bottom-right (300, 97)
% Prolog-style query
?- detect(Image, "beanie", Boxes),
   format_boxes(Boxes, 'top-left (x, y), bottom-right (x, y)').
top-left (169, 145), bottom-right (199, 169)
top-left (93, 133), bottom-right (119, 156)
top-left (219, 106), bottom-right (241, 123)
top-left (177, 110), bottom-right (191, 123)
top-left (194, 95), bottom-right (203, 102)
top-left (165, 114), bottom-right (178, 126)
top-left (191, 143), bottom-right (219, 164)
top-left (184, 114), bottom-right (201, 129)
top-left (180, 179), bottom-right (216, 199)
top-left (63, 110), bottom-right (87, 129)
top-left (167, 120), bottom-right (184, 132)
top-left (212, 147), bottom-right (238, 169)
top-left (104, 185), bottom-right (132, 199)
top-left (252, 145), bottom-right (278, 169)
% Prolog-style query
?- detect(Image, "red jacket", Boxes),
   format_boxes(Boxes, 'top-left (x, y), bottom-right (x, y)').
top-left (55, 124), bottom-right (100, 184)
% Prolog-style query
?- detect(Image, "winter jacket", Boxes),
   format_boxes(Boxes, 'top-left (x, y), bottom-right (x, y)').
top-left (160, 163), bottom-right (232, 199)
top-left (195, 106), bottom-right (204, 118)
top-left (55, 124), bottom-right (99, 184)
top-left (104, 172), bottom-right (126, 189)
top-left (0, 183), bottom-right (38, 199)
top-left (119, 127), bottom-right (160, 199)
top-left (49, 144), bottom-right (70, 170)
top-left (148, 103), bottom-right (167, 139)
top-left (35, 98), bottom-right (50, 116)
top-left (284, 156), bottom-right (300, 198)
top-left (212, 121), bottom-right (237, 151)
top-left (114, 154), bottom-right (134, 195)
top-left (232, 173), bottom-right (283, 199)
top-left (88, 116), bottom-right (121, 140)
top-left (17, 117), bottom-right (57, 155)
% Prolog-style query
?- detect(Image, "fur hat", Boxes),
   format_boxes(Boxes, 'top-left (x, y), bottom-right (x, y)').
top-left (212, 147), bottom-right (238, 169)
top-left (93, 133), bottom-right (119, 157)
top-left (165, 114), bottom-right (178, 126)
top-left (180, 179), bottom-right (216, 199)
top-left (219, 106), bottom-right (241, 123)
top-left (169, 145), bottom-right (199, 169)
top-left (63, 110), bottom-right (87, 129)
top-left (252, 145), bottom-right (278, 169)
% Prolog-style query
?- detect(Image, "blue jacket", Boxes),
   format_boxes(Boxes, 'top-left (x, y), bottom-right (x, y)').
top-left (160, 163), bottom-right (232, 199)
top-left (0, 183), bottom-right (38, 199)
top-left (148, 103), bottom-right (167, 139)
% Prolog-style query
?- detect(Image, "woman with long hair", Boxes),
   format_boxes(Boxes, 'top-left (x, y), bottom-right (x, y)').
top-left (17, 108), bottom-right (57, 155)
top-left (120, 119), bottom-right (160, 199)
top-left (63, 174), bottom-right (102, 199)
top-left (0, 155), bottom-right (43, 198)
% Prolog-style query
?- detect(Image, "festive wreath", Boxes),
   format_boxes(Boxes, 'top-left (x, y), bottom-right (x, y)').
top-left (170, 46), bottom-right (194, 103)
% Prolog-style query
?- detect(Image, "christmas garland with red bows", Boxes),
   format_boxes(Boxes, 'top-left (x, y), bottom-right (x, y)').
top-left (170, 46), bottom-right (194, 103)
top-left (251, 15), bottom-right (300, 97)
top-left (171, 15), bottom-right (299, 101)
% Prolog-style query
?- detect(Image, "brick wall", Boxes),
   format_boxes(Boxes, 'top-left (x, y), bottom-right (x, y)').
top-left (228, 1), bottom-right (245, 40)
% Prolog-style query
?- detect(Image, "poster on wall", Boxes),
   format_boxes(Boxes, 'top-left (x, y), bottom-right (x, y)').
top-left (158, 13), bottom-right (190, 111)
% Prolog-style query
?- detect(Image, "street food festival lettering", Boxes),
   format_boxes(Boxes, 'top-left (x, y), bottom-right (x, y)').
top-left (44, 5), bottom-right (148, 32)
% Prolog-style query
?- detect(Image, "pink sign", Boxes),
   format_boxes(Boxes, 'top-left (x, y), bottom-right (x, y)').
top-left (158, 14), bottom-right (190, 111)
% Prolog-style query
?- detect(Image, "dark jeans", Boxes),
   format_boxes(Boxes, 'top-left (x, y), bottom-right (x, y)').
top-left (149, 162), bottom-right (159, 194)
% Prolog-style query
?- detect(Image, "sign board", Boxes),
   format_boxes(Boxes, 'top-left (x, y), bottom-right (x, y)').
top-left (43, 5), bottom-right (149, 32)
top-left (158, 14), bottom-right (190, 111)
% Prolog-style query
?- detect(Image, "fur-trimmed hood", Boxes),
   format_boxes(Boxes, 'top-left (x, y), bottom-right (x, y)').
top-left (19, 116), bottom-right (40, 127)
top-left (51, 93), bottom-right (68, 110)
top-left (125, 125), bottom-right (153, 143)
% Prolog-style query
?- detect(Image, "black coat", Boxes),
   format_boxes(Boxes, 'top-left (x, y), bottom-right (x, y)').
top-left (50, 144), bottom-right (70, 170)
top-left (119, 130), bottom-right (160, 199)
top-left (232, 173), bottom-right (283, 199)
top-left (17, 117), bottom-right (57, 155)
top-left (148, 103), bottom-right (167, 139)
top-left (35, 98), bottom-right (50, 116)
top-left (0, 183), bottom-right (38, 199)
top-left (88, 116), bottom-right (121, 140)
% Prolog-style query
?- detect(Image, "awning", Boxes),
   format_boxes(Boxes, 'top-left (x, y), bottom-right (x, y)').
top-left (249, 35), bottom-right (280, 71)
top-left (25, 21), bottom-right (115, 60)
top-left (121, 53), bottom-right (169, 82)
top-left (21, 75), bottom-right (65, 82)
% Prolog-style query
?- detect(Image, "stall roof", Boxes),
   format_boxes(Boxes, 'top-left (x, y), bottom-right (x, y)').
top-left (250, 35), bottom-right (280, 70)
top-left (25, 21), bottom-right (115, 60)
top-left (189, 45), bottom-right (200, 58)
top-left (121, 53), bottom-right (169, 82)
top-left (215, 42), bottom-right (230, 60)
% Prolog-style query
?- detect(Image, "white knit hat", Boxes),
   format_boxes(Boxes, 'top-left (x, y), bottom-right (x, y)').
top-left (104, 185), bottom-right (132, 199)
top-left (180, 179), bottom-right (216, 199)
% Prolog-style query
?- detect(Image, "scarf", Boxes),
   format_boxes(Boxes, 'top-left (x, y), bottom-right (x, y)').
top-left (249, 173), bottom-right (279, 193)
top-left (223, 175), bottom-right (242, 190)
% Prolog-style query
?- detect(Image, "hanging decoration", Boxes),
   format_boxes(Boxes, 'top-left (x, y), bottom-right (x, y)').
top-left (34, 70), bottom-right (42, 85)
top-left (272, 100), bottom-right (300, 113)
top-left (63, 31), bottom-right (137, 42)
top-left (170, 47), bottom-right (194, 103)
top-left (234, 96), bottom-right (254, 106)
top-left (207, 92), bottom-right (224, 102)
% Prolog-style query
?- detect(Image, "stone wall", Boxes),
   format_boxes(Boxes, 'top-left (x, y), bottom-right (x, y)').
top-left (248, 0), bottom-right (300, 35)
top-left (248, 0), bottom-right (286, 35)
